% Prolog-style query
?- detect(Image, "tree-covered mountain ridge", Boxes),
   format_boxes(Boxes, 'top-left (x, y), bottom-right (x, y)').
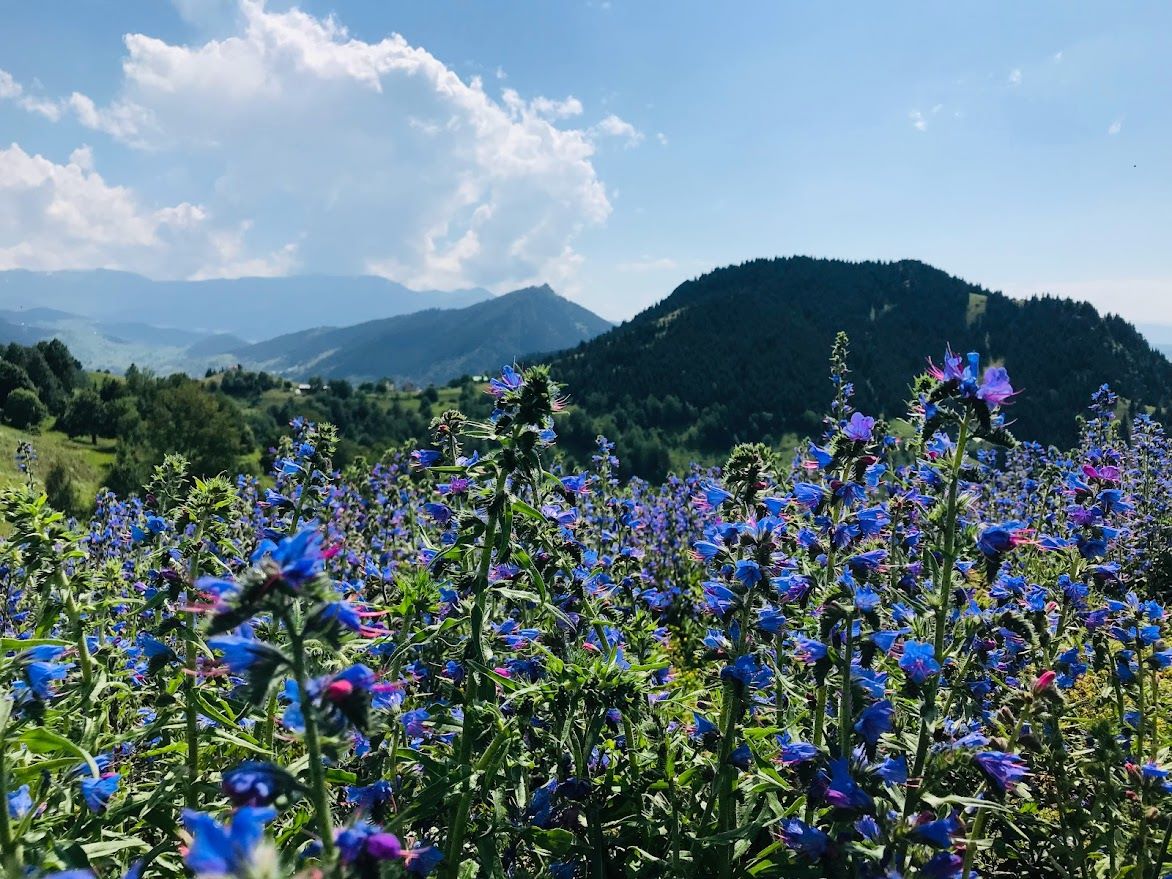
top-left (544, 256), bottom-right (1172, 478)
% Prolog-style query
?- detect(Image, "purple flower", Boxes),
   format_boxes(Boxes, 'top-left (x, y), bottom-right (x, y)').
top-left (974, 751), bottom-right (1028, 791)
top-left (844, 412), bottom-right (876, 442)
top-left (822, 758), bottom-right (874, 811)
top-left (977, 366), bottom-right (1015, 407)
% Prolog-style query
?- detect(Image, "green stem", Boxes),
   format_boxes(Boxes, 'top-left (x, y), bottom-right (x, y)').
top-left (62, 584), bottom-right (92, 695)
top-left (289, 624), bottom-right (335, 864)
top-left (775, 632), bottom-right (786, 731)
top-left (838, 613), bottom-right (855, 757)
top-left (183, 521), bottom-right (205, 809)
top-left (713, 678), bottom-right (740, 879)
top-left (899, 411), bottom-right (970, 861)
top-left (0, 697), bottom-right (14, 868)
top-left (962, 805), bottom-right (988, 879)
top-left (443, 467), bottom-right (509, 877)
top-left (804, 683), bottom-right (828, 823)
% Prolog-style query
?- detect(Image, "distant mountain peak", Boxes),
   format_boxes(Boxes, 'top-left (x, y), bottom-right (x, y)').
top-left (233, 282), bottom-right (610, 385)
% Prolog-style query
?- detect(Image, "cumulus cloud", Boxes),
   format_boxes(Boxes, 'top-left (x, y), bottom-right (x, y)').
top-left (1108, 118), bottom-right (1123, 136)
top-left (2, 0), bottom-right (633, 289)
top-left (591, 114), bottom-right (644, 147)
top-left (909, 110), bottom-right (927, 132)
top-left (0, 142), bottom-right (290, 277)
top-left (1008, 68), bottom-right (1022, 86)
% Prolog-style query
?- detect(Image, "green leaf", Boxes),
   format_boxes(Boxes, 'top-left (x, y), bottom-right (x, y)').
top-left (18, 727), bottom-right (100, 777)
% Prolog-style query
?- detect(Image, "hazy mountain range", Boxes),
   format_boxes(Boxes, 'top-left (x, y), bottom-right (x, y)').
top-left (0, 270), bottom-right (491, 338)
top-left (0, 265), bottom-right (1169, 436)
top-left (0, 270), bottom-right (611, 381)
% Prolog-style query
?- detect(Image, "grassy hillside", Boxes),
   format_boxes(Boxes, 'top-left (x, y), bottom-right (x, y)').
top-left (0, 422), bottom-right (116, 501)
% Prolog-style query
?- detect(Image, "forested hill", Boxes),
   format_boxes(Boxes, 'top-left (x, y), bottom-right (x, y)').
top-left (545, 257), bottom-right (1172, 477)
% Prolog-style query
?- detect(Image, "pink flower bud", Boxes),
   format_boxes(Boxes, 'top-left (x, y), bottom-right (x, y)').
top-left (1033, 670), bottom-right (1057, 694)
top-left (324, 679), bottom-right (354, 702)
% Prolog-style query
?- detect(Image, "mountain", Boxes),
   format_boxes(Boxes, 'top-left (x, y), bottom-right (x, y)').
top-left (0, 306), bottom-right (244, 375)
top-left (0, 270), bottom-right (493, 340)
top-left (236, 284), bottom-right (612, 386)
top-left (544, 257), bottom-right (1172, 478)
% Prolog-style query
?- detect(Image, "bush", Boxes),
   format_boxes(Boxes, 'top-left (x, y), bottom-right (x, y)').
top-left (2, 388), bottom-right (47, 430)
top-left (44, 461), bottom-right (80, 516)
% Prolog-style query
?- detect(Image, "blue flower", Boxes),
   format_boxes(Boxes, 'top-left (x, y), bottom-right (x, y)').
top-left (251, 527), bottom-right (324, 587)
top-left (80, 773), bottom-right (120, 813)
top-left (26, 660), bottom-right (72, 699)
top-left (899, 640), bottom-right (941, 685)
top-left (7, 784), bottom-right (32, 819)
top-left (347, 780), bottom-right (395, 811)
top-left (729, 743), bottom-right (752, 771)
top-left (404, 844), bottom-right (444, 875)
top-left (780, 817), bottom-right (830, 860)
top-left (411, 449), bottom-right (442, 469)
top-left (876, 754), bottom-right (908, 785)
top-left (922, 851), bottom-right (965, 879)
top-left (853, 699), bottom-right (893, 746)
top-left (912, 812), bottom-right (963, 848)
top-left (182, 806), bottom-right (276, 876)
top-left (793, 635), bottom-right (828, 665)
top-left (320, 601), bottom-right (363, 632)
top-left (779, 739), bottom-right (819, 765)
top-left (208, 635), bottom-right (282, 674)
top-left (720, 654), bottom-right (772, 691)
top-left (221, 761), bottom-right (294, 807)
top-left (527, 779), bottom-right (559, 827)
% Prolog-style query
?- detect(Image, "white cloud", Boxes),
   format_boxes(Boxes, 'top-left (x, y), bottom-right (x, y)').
top-left (0, 68), bottom-right (64, 120)
top-left (1008, 68), bottom-right (1022, 86)
top-left (0, 70), bottom-right (20, 100)
top-left (1108, 118), bottom-right (1123, 136)
top-left (656, 132), bottom-right (668, 146)
top-left (0, 142), bottom-right (282, 277)
top-left (591, 113), bottom-right (643, 147)
top-left (909, 110), bottom-right (927, 132)
top-left (5, 0), bottom-right (628, 290)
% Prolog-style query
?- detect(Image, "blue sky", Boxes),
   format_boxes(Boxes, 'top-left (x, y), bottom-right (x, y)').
top-left (0, 1), bottom-right (1168, 326)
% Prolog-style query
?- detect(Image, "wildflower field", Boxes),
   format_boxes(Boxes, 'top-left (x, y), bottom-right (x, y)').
top-left (3, 337), bottom-right (1171, 879)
